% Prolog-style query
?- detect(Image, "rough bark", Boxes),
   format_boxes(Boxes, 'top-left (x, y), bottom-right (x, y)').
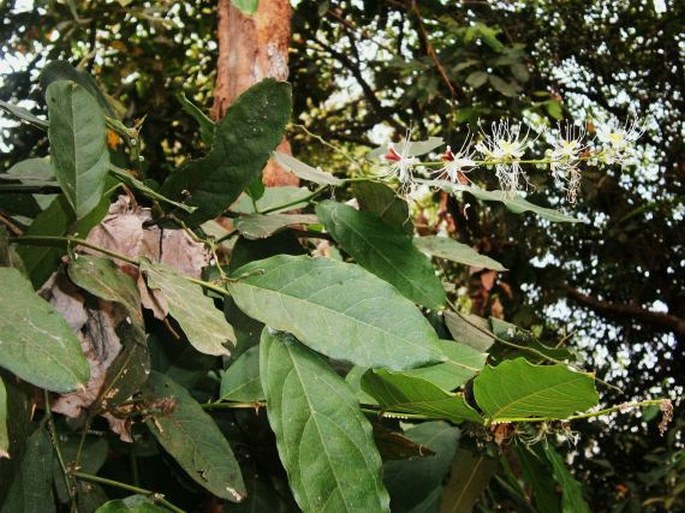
top-left (212, 0), bottom-right (298, 186)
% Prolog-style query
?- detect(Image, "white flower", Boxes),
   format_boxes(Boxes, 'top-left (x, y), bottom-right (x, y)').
top-left (375, 133), bottom-right (422, 192)
top-left (547, 123), bottom-right (587, 203)
top-left (476, 120), bottom-right (531, 193)
top-left (435, 136), bottom-right (477, 185)
top-left (595, 118), bottom-right (644, 165)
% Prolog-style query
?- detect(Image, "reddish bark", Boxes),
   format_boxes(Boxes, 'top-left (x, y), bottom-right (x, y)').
top-left (212, 0), bottom-right (298, 186)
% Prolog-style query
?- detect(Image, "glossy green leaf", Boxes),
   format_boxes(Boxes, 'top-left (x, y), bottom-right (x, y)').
top-left (141, 260), bottom-right (234, 356)
top-left (544, 444), bottom-right (591, 513)
top-left (403, 340), bottom-right (487, 391)
top-left (383, 422), bottom-right (460, 513)
top-left (260, 329), bottom-right (390, 513)
top-left (354, 181), bottom-right (412, 234)
top-left (220, 345), bottom-right (264, 402)
top-left (161, 79), bottom-right (291, 225)
top-left (0, 376), bottom-right (8, 459)
top-left (68, 255), bottom-right (142, 323)
top-left (227, 255), bottom-right (443, 370)
top-left (439, 449), bottom-right (498, 513)
top-left (176, 92), bottom-right (215, 145)
top-left (234, 213), bottom-right (318, 239)
top-left (141, 371), bottom-right (246, 502)
top-left (272, 151), bottom-right (343, 186)
top-left (317, 201), bottom-right (446, 309)
top-left (473, 358), bottom-right (599, 421)
top-left (444, 311), bottom-right (494, 353)
top-left (95, 495), bottom-right (168, 512)
top-left (1, 429), bottom-right (55, 513)
top-left (361, 370), bottom-right (482, 424)
top-left (414, 236), bottom-right (506, 271)
top-left (231, 0), bottom-right (259, 15)
top-left (0, 267), bottom-right (89, 393)
top-left (40, 60), bottom-right (117, 118)
top-left (47, 81), bottom-right (109, 219)
top-left (17, 193), bottom-right (110, 288)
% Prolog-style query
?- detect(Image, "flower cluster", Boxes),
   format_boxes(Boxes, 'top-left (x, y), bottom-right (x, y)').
top-left (374, 118), bottom-right (643, 204)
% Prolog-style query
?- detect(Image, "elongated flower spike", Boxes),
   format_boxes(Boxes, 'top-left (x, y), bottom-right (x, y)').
top-left (476, 120), bottom-right (532, 194)
top-left (435, 134), bottom-right (477, 185)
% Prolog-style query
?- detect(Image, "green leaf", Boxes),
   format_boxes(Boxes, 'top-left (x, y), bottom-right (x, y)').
top-left (361, 370), bottom-right (482, 424)
top-left (260, 329), bottom-right (391, 513)
top-left (231, 186), bottom-right (312, 214)
top-left (444, 311), bottom-right (495, 353)
top-left (545, 100), bottom-right (564, 121)
top-left (316, 201), bottom-right (446, 309)
top-left (353, 181), bottom-right (412, 233)
top-left (220, 345), bottom-right (264, 402)
top-left (516, 444), bottom-right (562, 513)
top-left (465, 71), bottom-right (488, 89)
top-left (231, 0), bottom-right (259, 15)
top-left (141, 371), bottom-right (246, 502)
top-left (176, 92), bottom-right (215, 145)
top-left (543, 444), bottom-right (591, 513)
top-left (413, 236), bottom-right (506, 271)
top-left (403, 340), bottom-right (487, 391)
top-left (0, 100), bottom-right (49, 129)
top-left (272, 151), bottom-right (343, 186)
top-left (47, 81), bottom-right (110, 219)
top-left (0, 376), bottom-right (8, 459)
top-left (490, 318), bottom-right (572, 361)
top-left (0, 267), bottom-right (89, 393)
top-left (473, 358), bottom-right (599, 421)
top-left (52, 435), bottom-right (108, 504)
top-left (16, 192), bottom-right (110, 288)
top-left (439, 449), bottom-right (498, 513)
top-left (461, 186), bottom-right (582, 223)
top-left (227, 255), bottom-right (443, 370)
top-left (68, 255), bottom-right (142, 323)
top-left (383, 422), bottom-right (460, 513)
top-left (430, 183), bottom-right (583, 223)
top-left (489, 75), bottom-right (521, 97)
top-left (510, 63), bottom-right (530, 83)
top-left (1, 429), bottom-right (55, 513)
top-left (6, 157), bottom-right (55, 185)
top-left (141, 260), bottom-right (234, 356)
top-left (40, 60), bottom-right (118, 118)
top-left (95, 495), bottom-right (168, 512)
top-left (161, 79), bottom-right (291, 226)
top-left (234, 213), bottom-right (318, 240)
top-left (367, 137), bottom-right (444, 160)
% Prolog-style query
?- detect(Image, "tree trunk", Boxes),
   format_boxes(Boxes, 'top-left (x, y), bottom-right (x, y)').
top-left (212, 0), bottom-right (298, 187)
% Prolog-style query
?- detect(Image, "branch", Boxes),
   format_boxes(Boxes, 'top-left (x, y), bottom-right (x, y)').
top-left (312, 38), bottom-right (405, 133)
top-left (566, 286), bottom-right (685, 338)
